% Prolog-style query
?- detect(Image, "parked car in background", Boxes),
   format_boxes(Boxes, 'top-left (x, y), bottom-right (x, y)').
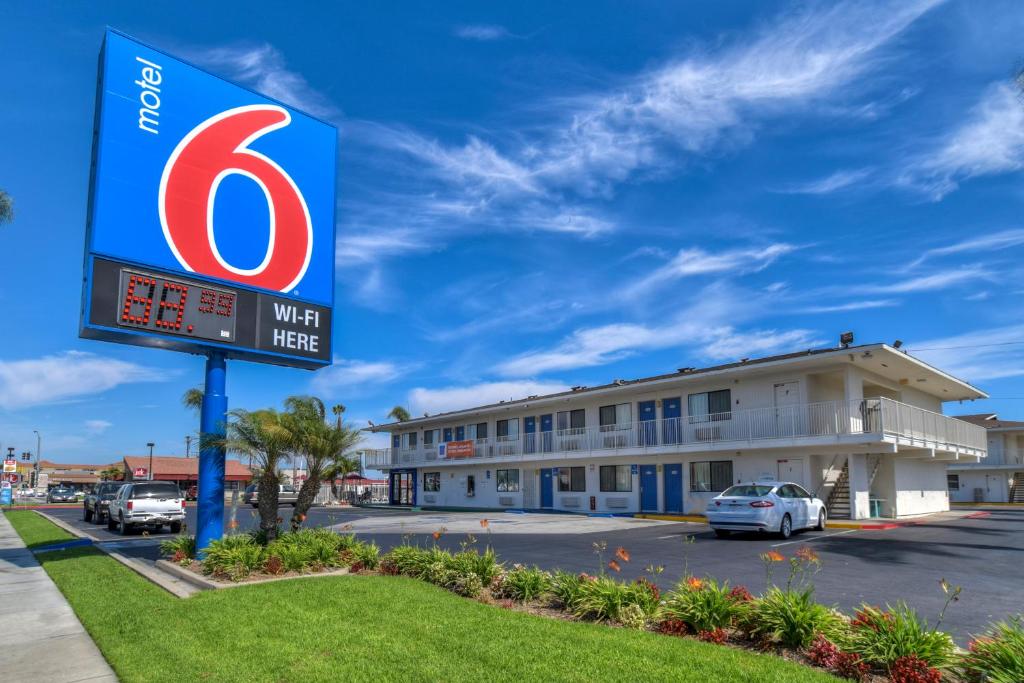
top-left (83, 481), bottom-right (125, 523)
top-left (705, 481), bottom-right (827, 539)
top-left (47, 487), bottom-right (77, 503)
top-left (243, 483), bottom-right (299, 507)
top-left (107, 481), bottom-right (185, 535)
top-left (185, 485), bottom-right (198, 501)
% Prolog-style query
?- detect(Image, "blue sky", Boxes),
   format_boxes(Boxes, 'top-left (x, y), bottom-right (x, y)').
top-left (2, 0), bottom-right (1024, 463)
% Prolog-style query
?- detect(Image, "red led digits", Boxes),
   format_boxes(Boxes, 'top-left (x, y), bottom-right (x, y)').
top-left (215, 293), bottom-right (234, 317)
top-left (198, 289), bottom-right (216, 314)
top-left (155, 281), bottom-right (188, 329)
top-left (121, 274), bottom-right (155, 325)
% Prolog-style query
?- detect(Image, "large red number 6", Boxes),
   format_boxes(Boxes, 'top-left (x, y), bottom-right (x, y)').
top-left (159, 105), bottom-right (312, 293)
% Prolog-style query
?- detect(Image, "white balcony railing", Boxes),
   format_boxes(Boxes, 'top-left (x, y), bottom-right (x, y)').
top-left (364, 397), bottom-right (987, 469)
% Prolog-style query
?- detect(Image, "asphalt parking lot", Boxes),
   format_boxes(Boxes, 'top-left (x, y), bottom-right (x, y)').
top-left (40, 504), bottom-right (1023, 644)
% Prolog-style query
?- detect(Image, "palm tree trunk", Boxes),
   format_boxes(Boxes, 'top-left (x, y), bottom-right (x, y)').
top-left (256, 471), bottom-right (281, 541)
top-left (291, 474), bottom-right (321, 531)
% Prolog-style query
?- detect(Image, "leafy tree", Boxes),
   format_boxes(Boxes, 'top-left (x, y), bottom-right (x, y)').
top-left (388, 405), bottom-right (411, 422)
top-left (100, 466), bottom-right (124, 481)
top-left (0, 189), bottom-right (13, 226)
top-left (284, 396), bottom-right (362, 529)
top-left (204, 408), bottom-right (291, 542)
top-left (182, 387), bottom-right (204, 414)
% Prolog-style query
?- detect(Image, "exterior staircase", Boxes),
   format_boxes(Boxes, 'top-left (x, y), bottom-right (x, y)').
top-left (1011, 473), bottom-right (1024, 503)
top-left (827, 462), bottom-right (851, 519)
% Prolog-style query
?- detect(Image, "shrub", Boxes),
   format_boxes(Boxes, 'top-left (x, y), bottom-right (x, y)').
top-left (571, 575), bottom-right (659, 623)
top-left (345, 541), bottom-right (380, 571)
top-left (842, 603), bottom-right (955, 671)
top-left (889, 655), bottom-right (941, 683)
top-left (549, 571), bottom-right (587, 609)
top-left (661, 578), bottom-right (746, 633)
top-left (265, 542), bottom-right (311, 573)
top-left (202, 535), bottom-right (267, 581)
top-left (741, 587), bottom-right (847, 649)
top-left (959, 617), bottom-right (1024, 683)
top-left (806, 635), bottom-right (870, 682)
top-left (450, 572), bottom-right (484, 598)
top-left (657, 619), bottom-right (689, 637)
top-left (496, 565), bottom-right (552, 602)
top-left (160, 535), bottom-right (196, 560)
top-left (448, 548), bottom-right (502, 587)
top-left (264, 555), bottom-right (285, 575)
top-left (619, 604), bottom-right (650, 631)
top-left (698, 627), bottom-right (728, 644)
top-left (383, 546), bottom-right (453, 579)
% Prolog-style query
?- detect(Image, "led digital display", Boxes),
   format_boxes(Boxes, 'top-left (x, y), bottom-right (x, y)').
top-left (116, 269), bottom-right (237, 342)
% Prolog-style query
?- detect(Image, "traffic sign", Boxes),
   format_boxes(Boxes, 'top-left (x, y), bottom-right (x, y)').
top-left (2, 459), bottom-right (16, 473)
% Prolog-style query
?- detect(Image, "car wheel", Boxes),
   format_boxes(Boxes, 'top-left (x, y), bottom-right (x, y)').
top-left (118, 515), bottom-right (131, 535)
top-left (170, 521), bottom-right (182, 534)
top-left (815, 509), bottom-right (826, 531)
top-left (779, 514), bottom-right (792, 539)
top-left (713, 529), bottom-right (731, 539)
top-left (84, 507), bottom-right (93, 522)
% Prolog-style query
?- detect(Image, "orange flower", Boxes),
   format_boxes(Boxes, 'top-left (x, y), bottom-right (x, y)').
top-left (432, 531), bottom-right (442, 541)
top-left (227, 519), bottom-right (239, 530)
top-left (686, 576), bottom-right (704, 590)
top-left (761, 550), bottom-right (784, 563)
top-left (794, 546), bottom-right (818, 563)
top-left (614, 547), bottom-right (631, 563)
top-left (479, 519), bottom-right (489, 529)
top-left (608, 560), bottom-right (621, 572)
top-left (298, 513), bottom-right (307, 523)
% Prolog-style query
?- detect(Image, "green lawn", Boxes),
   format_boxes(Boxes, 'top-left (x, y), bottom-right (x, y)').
top-left (8, 512), bottom-right (837, 683)
top-left (5, 509), bottom-right (74, 548)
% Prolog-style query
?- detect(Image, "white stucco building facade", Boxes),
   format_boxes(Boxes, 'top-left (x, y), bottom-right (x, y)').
top-left (948, 414), bottom-right (1024, 503)
top-left (366, 343), bottom-right (987, 521)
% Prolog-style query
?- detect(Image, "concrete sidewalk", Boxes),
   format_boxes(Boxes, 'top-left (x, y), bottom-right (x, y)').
top-left (0, 513), bottom-right (117, 682)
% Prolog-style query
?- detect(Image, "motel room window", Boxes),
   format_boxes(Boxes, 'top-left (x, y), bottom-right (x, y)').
top-left (558, 466), bottom-right (586, 492)
top-left (687, 389), bottom-right (732, 423)
top-left (474, 422), bottom-right (488, 440)
top-left (443, 428), bottom-right (453, 443)
top-left (403, 432), bottom-right (417, 449)
top-left (557, 409), bottom-right (586, 432)
top-left (496, 469), bottom-right (520, 492)
top-left (423, 472), bottom-right (441, 492)
top-left (423, 429), bottom-right (437, 447)
top-left (690, 460), bottom-right (734, 492)
top-left (599, 465), bottom-right (632, 492)
top-left (496, 418), bottom-right (519, 440)
top-left (599, 403), bottom-right (632, 430)
top-left (947, 474), bottom-right (960, 491)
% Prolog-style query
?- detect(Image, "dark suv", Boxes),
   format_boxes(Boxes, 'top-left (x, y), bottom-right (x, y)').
top-left (83, 481), bottom-right (124, 524)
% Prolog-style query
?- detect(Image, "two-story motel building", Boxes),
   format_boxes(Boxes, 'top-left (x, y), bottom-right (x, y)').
top-left (366, 343), bottom-right (988, 521)
top-left (948, 414), bottom-right (1024, 504)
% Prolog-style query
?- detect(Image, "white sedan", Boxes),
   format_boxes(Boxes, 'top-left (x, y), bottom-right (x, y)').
top-left (705, 481), bottom-right (827, 539)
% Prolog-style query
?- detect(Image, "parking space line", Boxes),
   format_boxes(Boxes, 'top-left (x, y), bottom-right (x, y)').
top-left (771, 529), bottom-right (858, 547)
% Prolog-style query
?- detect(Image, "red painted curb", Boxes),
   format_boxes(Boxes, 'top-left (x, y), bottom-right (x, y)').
top-left (964, 511), bottom-right (992, 519)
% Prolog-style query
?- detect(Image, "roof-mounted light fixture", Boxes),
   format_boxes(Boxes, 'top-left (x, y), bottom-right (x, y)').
top-left (840, 331), bottom-right (854, 348)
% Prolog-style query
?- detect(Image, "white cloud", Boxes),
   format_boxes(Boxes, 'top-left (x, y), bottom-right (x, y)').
top-left (408, 380), bottom-right (571, 415)
top-left (775, 168), bottom-right (872, 194)
top-left (336, 229), bottom-right (436, 264)
top-left (84, 420), bottom-right (112, 435)
top-left (623, 243), bottom-right (797, 299)
top-left (908, 324), bottom-right (1024, 382)
top-left (311, 358), bottom-right (408, 395)
top-left (902, 83), bottom-right (1024, 199)
top-left (0, 351), bottom-right (165, 410)
top-left (864, 267), bottom-right (988, 294)
top-left (800, 299), bottom-right (898, 314)
top-left (192, 44), bottom-right (339, 119)
top-left (454, 25), bottom-right (513, 41)
top-left (910, 228), bottom-right (1024, 267)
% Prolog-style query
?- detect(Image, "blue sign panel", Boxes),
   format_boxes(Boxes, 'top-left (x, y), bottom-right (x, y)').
top-left (81, 30), bottom-right (337, 368)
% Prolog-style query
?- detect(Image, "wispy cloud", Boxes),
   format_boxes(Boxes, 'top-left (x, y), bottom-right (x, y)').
top-left (310, 358), bottom-right (409, 395)
top-left (454, 24), bottom-right (513, 41)
top-left (901, 83), bottom-right (1024, 199)
top-left (863, 267), bottom-right (989, 294)
top-left (0, 351), bottom-right (166, 410)
top-left (775, 168), bottom-right (872, 194)
top-left (191, 43), bottom-right (339, 119)
top-left (908, 324), bottom-right (1024, 382)
top-left (622, 243), bottom-right (797, 299)
top-left (910, 228), bottom-right (1024, 267)
top-left (84, 420), bottom-right (112, 435)
top-left (408, 380), bottom-right (570, 415)
top-left (800, 299), bottom-right (898, 314)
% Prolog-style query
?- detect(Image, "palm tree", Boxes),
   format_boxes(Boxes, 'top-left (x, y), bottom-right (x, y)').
top-left (182, 387), bottom-right (204, 414)
top-left (284, 396), bottom-right (362, 529)
top-left (204, 408), bottom-right (291, 542)
top-left (332, 403), bottom-right (345, 429)
top-left (387, 405), bottom-right (411, 422)
top-left (0, 189), bottom-right (13, 226)
top-left (100, 466), bottom-right (124, 481)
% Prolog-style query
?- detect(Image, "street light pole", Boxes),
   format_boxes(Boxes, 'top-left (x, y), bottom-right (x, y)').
top-left (32, 430), bottom-right (41, 493)
top-left (147, 442), bottom-right (155, 481)
top-left (185, 435), bottom-right (192, 458)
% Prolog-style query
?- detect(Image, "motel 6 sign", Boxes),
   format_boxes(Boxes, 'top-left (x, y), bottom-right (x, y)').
top-left (80, 30), bottom-right (337, 369)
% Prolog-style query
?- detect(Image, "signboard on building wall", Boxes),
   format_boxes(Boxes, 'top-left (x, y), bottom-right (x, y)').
top-left (440, 440), bottom-right (475, 459)
top-left (80, 29), bottom-right (337, 370)
top-left (133, 467), bottom-right (148, 478)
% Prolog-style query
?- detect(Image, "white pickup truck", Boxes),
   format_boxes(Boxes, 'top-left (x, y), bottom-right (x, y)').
top-left (107, 481), bottom-right (185, 534)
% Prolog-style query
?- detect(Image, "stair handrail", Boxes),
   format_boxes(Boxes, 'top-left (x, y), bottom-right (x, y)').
top-left (814, 453), bottom-right (842, 498)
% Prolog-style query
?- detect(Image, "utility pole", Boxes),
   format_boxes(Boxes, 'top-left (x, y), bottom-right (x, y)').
top-left (185, 435), bottom-right (192, 458)
top-left (147, 442), bottom-right (155, 481)
top-left (33, 430), bottom-right (41, 493)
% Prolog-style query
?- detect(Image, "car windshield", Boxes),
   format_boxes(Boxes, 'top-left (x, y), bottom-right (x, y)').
top-left (722, 484), bottom-right (774, 497)
top-left (98, 484), bottom-right (122, 494)
top-left (131, 483), bottom-right (180, 499)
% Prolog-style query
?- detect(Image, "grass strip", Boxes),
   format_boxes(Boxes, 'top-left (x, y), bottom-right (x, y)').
top-left (5, 509), bottom-right (75, 548)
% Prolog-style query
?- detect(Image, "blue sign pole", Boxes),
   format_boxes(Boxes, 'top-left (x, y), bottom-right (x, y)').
top-left (196, 351), bottom-right (227, 559)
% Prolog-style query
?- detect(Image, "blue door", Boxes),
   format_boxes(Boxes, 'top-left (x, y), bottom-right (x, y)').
top-left (662, 397), bottom-right (681, 445)
top-left (391, 434), bottom-right (400, 449)
top-left (638, 400), bottom-right (657, 446)
top-left (640, 465), bottom-right (658, 511)
top-left (664, 463), bottom-right (683, 513)
top-left (540, 468), bottom-right (553, 507)
top-left (524, 417), bottom-right (536, 454)
top-left (443, 427), bottom-right (453, 443)
top-left (540, 414), bottom-right (553, 452)
top-left (455, 425), bottom-right (465, 441)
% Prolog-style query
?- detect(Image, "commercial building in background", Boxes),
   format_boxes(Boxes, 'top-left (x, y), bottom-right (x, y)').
top-left (948, 414), bottom-right (1024, 503)
top-left (36, 461), bottom-right (120, 491)
top-left (122, 455), bottom-right (252, 491)
top-left (367, 343), bottom-right (987, 520)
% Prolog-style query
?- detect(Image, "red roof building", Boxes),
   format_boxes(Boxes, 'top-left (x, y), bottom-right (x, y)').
top-left (122, 456), bottom-right (252, 486)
